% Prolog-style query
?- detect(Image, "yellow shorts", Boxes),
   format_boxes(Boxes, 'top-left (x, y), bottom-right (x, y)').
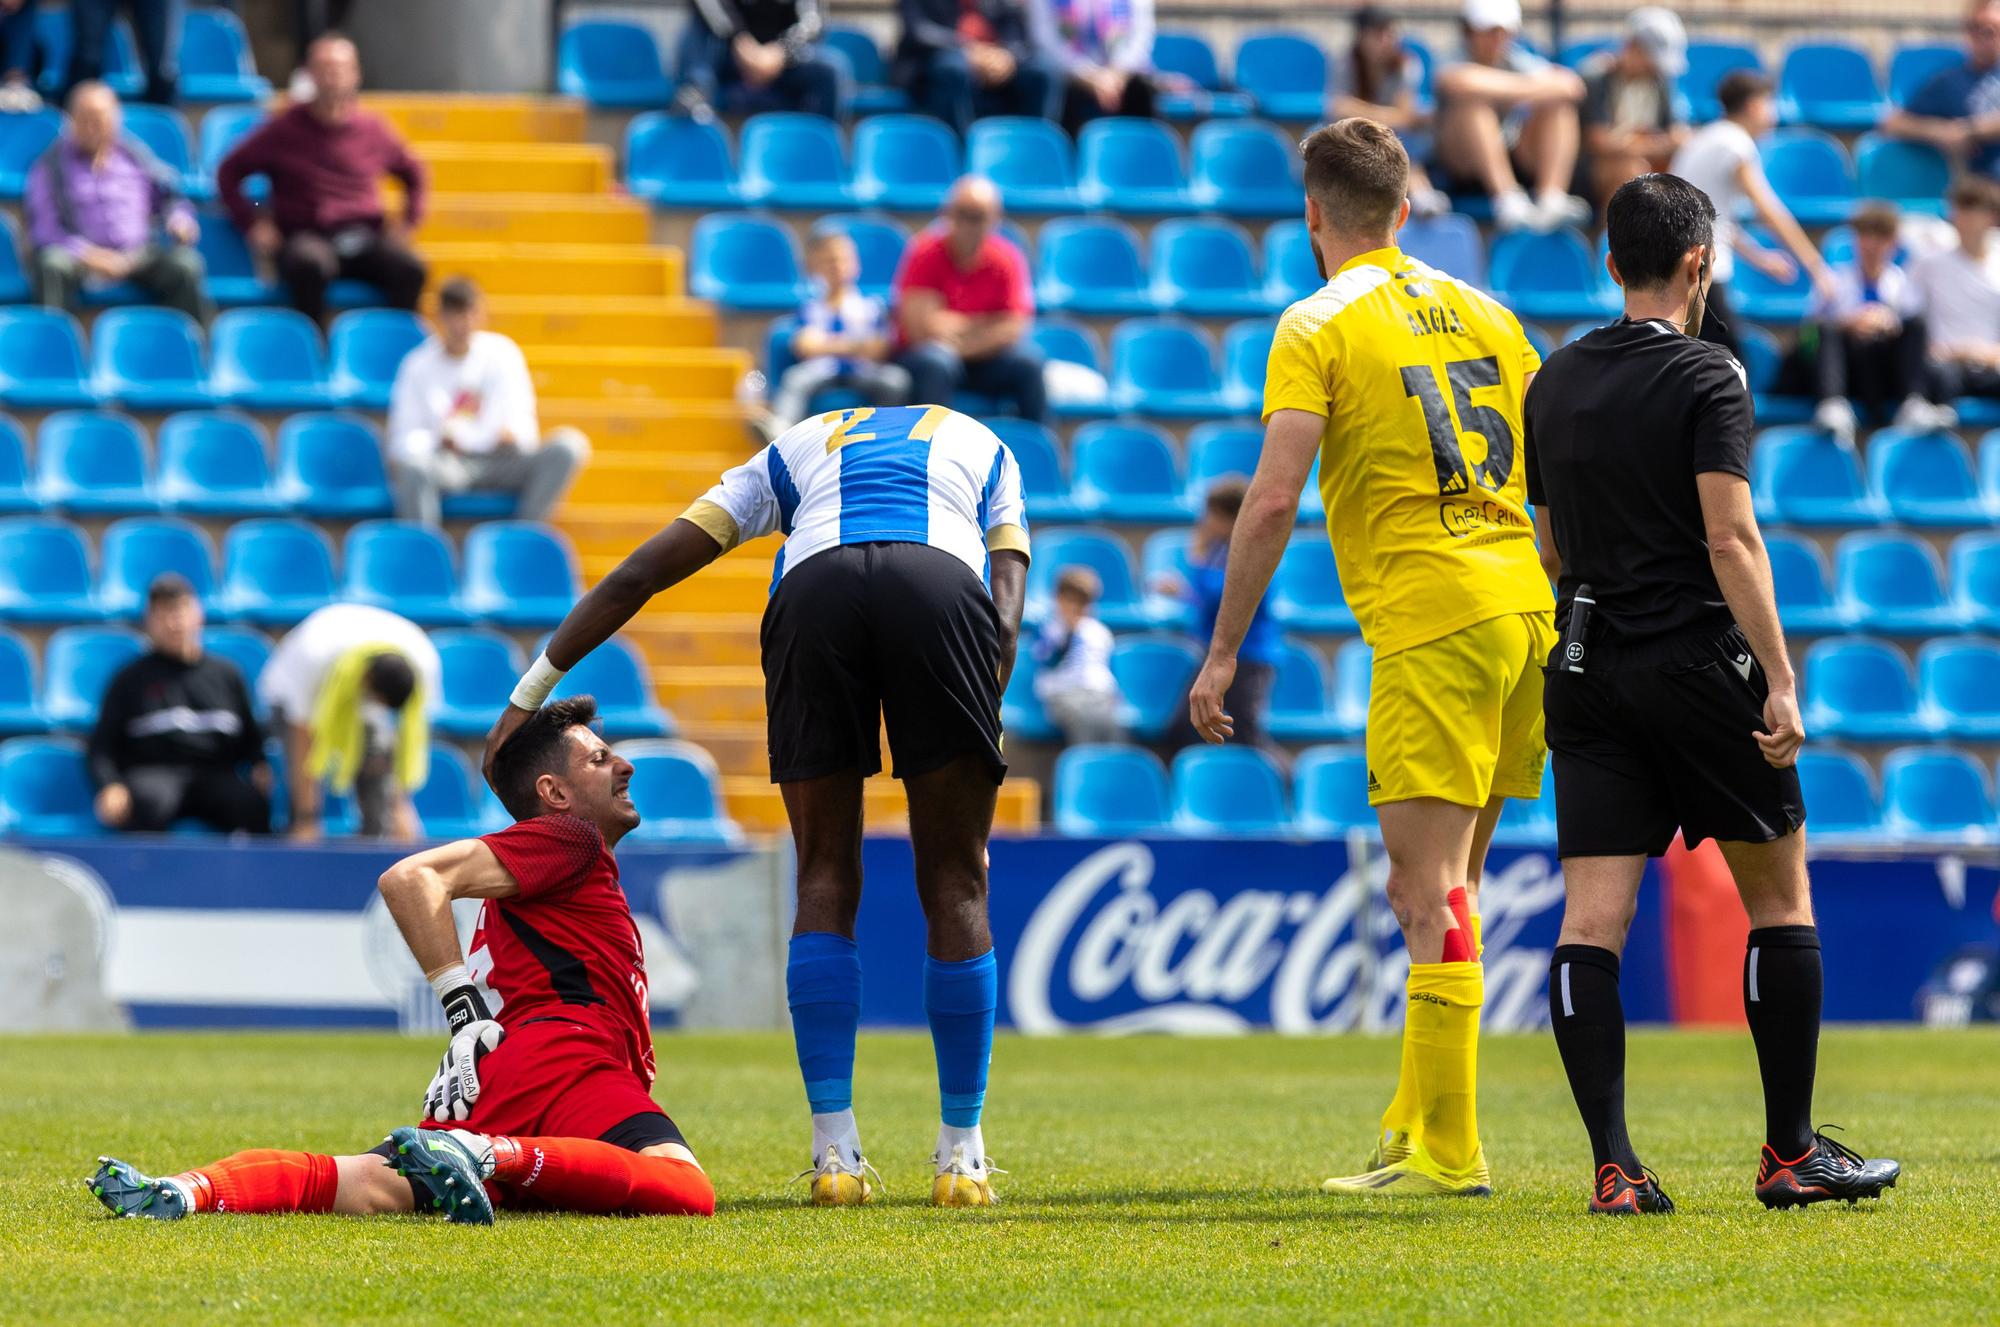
top-left (1365, 610), bottom-right (1555, 808)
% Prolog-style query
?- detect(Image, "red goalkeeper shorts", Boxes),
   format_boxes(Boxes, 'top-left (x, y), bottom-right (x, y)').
top-left (418, 1017), bottom-right (665, 1143)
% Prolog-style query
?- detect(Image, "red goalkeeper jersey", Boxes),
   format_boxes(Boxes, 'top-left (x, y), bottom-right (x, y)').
top-left (468, 814), bottom-right (655, 1084)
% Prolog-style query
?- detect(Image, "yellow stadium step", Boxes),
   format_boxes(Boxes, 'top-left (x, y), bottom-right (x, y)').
top-left (678, 719), bottom-right (770, 775)
top-left (418, 143), bottom-right (610, 195)
top-left (628, 617), bottom-right (763, 669)
top-left (478, 296), bottom-right (716, 348)
top-left (365, 94), bottom-right (588, 145)
top-left (723, 776), bottom-right (1042, 835)
top-left (422, 193), bottom-right (650, 246)
top-left (541, 401), bottom-right (756, 455)
top-left (567, 554), bottom-right (774, 609)
top-left (557, 516), bottom-right (775, 565)
top-left (524, 346), bottom-right (748, 403)
top-left (565, 451), bottom-right (749, 506)
top-left (655, 665), bottom-right (767, 723)
top-left (419, 243), bottom-right (682, 298)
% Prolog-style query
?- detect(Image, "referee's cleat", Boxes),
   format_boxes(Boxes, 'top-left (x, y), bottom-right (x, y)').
top-left (1590, 1163), bottom-right (1676, 1215)
top-left (386, 1126), bottom-right (495, 1225)
top-left (1755, 1128), bottom-right (1899, 1210)
top-left (85, 1156), bottom-right (191, 1220)
top-left (799, 1143), bottom-right (878, 1207)
top-left (1321, 1144), bottom-right (1493, 1198)
top-left (931, 1143), bottom-right (1002, 1208)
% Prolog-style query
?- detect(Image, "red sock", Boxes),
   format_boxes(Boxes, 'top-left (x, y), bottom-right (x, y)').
top-left (489, 1137), bottom-right (715, 1216)
top-left (1438, 886), bottom-right (1476, 963)
top-left (176, 1150), bottom-right (339, 1214)
top-left (1446, 886), bottom-right (1473, 938)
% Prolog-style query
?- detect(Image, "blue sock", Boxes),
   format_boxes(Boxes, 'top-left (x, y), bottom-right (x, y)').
top-left (924, 950), bottom-right (997, 1128)
top-left (787, 932), bottom-right (860, 1114)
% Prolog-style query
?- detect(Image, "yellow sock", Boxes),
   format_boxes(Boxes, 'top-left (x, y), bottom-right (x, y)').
top-left (1378, 1023), bottom-right (1420, 1144)
top-left (1404, 960), bottom-right (1484, 1174)
top-left (1470, 912), bottom-right (1483, 960)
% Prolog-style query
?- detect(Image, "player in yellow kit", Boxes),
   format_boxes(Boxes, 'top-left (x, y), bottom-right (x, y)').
top-left (1188, 117), bottom-right (1556, 1196)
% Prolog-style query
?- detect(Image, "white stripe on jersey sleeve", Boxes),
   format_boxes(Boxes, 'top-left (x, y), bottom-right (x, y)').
top-left (685, 445), bottom-right (781, 551)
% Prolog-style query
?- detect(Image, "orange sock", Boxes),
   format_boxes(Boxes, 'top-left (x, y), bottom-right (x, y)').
top-left (175, 1150), bottom-right (339, 1214)
top-left (489, 1137), bottom-right (715, 1216)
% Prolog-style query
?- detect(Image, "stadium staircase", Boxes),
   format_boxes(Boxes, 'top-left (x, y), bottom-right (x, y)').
top-left (379, 93), bottom-right (1038, 834)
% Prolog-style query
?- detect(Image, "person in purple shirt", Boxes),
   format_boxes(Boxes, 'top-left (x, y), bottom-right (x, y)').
top-left (25, 80), bottom-right (209, 320)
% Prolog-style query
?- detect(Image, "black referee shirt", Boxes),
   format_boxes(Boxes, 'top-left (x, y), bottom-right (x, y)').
top-left (1525, 317), bottom-right (1756, 642)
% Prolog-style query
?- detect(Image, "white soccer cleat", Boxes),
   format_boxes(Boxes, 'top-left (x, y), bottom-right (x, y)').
top-left (931, 1142), bottom-right (1002, 1208)
top-left (800, 1143), bottom-right (877, 1207)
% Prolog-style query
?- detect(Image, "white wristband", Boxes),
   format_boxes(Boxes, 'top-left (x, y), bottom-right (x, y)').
top-left (509, 652), bottom-right (566, 710)
top-left (428, 962), bottom-right (471, 999)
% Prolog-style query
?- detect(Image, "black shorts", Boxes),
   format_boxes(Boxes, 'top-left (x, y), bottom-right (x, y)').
top-left (1544, 624), bottom-right (1806, 858)
top-left (760, 541), bottom-right (1005, 784)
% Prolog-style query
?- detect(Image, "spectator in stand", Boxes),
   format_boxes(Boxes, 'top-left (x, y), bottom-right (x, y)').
top-left (1811, 201), bottom-right (1951, 446)
top-left (25, 81), bottom-right (209, 320)
top-left (1433, 0), bottom-right (1590, 233)
top-left (258, 601), bottom-right (439, 842)
top-left (1158, 477), bottom-right (1277, 754)
top-left (893, 175), bottom-right (1045, 422)
top-left (770, 229), bottom-right (910, 427)
top-left (217, 33), bottom-right (428, 327)
top-left (1031, 0), bottom-right (1167, 137)
top-left (674, 0), bottom-right (847, 122)
top-left (89, 575), bottom-right (271, 835)
top-left (1333, 7), bottom-right (1448, 218)
top-left (1032, 566), bottom-right (1126, 746)
top-left (65, 0), bottom-right (180, 106)
top-left (1885, 0), bottom-right (2000, 183)
top-left (1577, 8), bottom-right (1688, 213)
top-left (0, 0), bottom-right (42, 113)
top-left (387, 276), bottom-right (589, 529)
top-left (1911, 175), bottom-right (2000, 404)
top-left (894, 0), bottom-right (1060, 137)
top-left (1669, 70), bottom-right (1833, 359)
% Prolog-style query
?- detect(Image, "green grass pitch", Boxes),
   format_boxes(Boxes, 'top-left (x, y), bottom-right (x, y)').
top-left (3, 1028), bottom-right (1996, 1325)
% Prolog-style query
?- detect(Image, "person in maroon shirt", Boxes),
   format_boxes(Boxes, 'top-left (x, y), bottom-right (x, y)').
top-left (893, 174), bottom-right (1047, 422)
top-left (215, 33), bottom-right (428, 326)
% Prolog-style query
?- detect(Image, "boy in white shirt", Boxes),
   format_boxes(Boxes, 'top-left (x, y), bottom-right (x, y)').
top-left (1031, 566), bottom-right (1126, 746)
top-left (770, 230), bottom-right (911, 427)
top-left (1812, 201), bottom-right (1951, 445)
top-left (1911, 175), bottom-right (2000, 403)
top-left (387, 277), bottom-right (589, 528)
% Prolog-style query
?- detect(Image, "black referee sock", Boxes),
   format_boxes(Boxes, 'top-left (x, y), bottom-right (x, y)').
top-left (1548, 944), bottom-right (1642, 1174)
top-left (1744, 925), bottom-right (1822, 1158)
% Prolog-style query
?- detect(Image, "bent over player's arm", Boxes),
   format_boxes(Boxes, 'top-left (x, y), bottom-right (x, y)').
top-left (983, 436), bottom-right (1033, 690)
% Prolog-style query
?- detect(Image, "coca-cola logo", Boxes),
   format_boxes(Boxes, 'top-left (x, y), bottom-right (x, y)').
top-left (1007, 843), bottom-right (1567, 1034)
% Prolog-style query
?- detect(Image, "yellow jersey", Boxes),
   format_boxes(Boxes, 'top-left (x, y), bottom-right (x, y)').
top-left (1263, 244), bottom-right (1555, 656)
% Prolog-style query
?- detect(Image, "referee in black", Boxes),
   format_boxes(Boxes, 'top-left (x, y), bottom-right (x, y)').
top-left (1524, 173), bottom-right (1898, 1216)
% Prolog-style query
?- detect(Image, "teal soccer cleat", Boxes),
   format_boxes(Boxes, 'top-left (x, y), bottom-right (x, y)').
top-left (86, 1156), bottom-right (191, 1220)
top-left (386, 1126), bottom-right (496, 1225)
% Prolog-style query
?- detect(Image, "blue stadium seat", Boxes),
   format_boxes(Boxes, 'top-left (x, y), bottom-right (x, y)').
top-left (1681, 41), bottom-right (1763, 122)
top-left (1152, 30), bottom-right (1253, 120)
top-left (0, 517), bottom-right (103, 622)
top-left (1185, 422), bottom-right (1262, 502)
top-left (95, 517), bottom-right (218, 617)
top-left (0, 738), bottom-right (100, 835)
top-left (1053, 744), bottom-right (1173, 835)
top-left (1188, 119), bottom-right (1297, 216)
top-left (1294, 745), bottom-right (1372, 836)
top-left (966, 117), bottom-right (1080, 213)
top-left (1078, 118), bottom-right (1192, 213)
top-left (1731, 223), bottom-right (1815, 321)
top-left (209, 309), bottom-right (330, 408)
top-left (1494, 763), bottom-right (1558, 847)
top-left (1890, 43), bottom-right (1963, 108)
top-left (1750, 427), bottom-right (1885, 526)
top-left (1234, 32), bottom-right (1327, 122)
top-left (35, 411), bottom-right (156, 513)
top-left (461, 522), bottom-right (580, 628)
top-left (89, 308), bottom-right (216, 410)
top-left (217, 518), bottom-right (336, 625)
top-left (179, 7), bottom-right (270, 102)
top-left (1150, 218), bottom-right (1269, 317)
top-left (739, 113), bottom-right (856, 209)
top-left (0, 627), bottom-right (41, 733)
top-left (1803, 637), bottom-right (1928, 741)
top-left (120, 104), bottom-right (202, 199)
top-left (1398, 213), bottom-right (1487, 288)
top-left (329, 310), bottom-right (427, 409)
top-left (1028, 317), bottom-right (1100, 374)
top-left (1070, 422), bottom-right (1186, 521)
top-left (1172, 744), bottom-right (1290, 835)
top-left (201, 625), bottom-right (271, 704)
top-left (1220, 318), bottom-right (1274, 413)
top-left (197, 104), bottom-right (264, 189)
top-left (1109, 318), bottom-right (1227, 418)
top-left (1759, 129), bottom-right (1856, 226)
top-left (1270, 537), bottom-right (1357, 632)
top-left (1028, 528), bottom-right (1163, 630)
top-left (410, 742), bottom-right (496, 839)
top-left (1953, 531), bottom-right (2000, 631)
top-left (1331, 639), bottom-right (1372, 737)
top-left (1558, 36), bottom-right (1617, 69)
top-left (558, 18), bottom-right (673, 107)
top-left (342, 521), bottom-right (470, 626)
top-left (42, 626), bottom-right (143, 729)
top-left (617, 740), bottom-right (742, 846)
top-left (1778, 41), bottom-right (1886, 131)
top-left (0, 415), bottom-right (27, 514)
top-left (852, 114), bottom-right (958, 210)
top-left (0, 307), bottom-right (91, 406)
top-left (1739, 324), bottom-right (1812, 424)
top-left (1855, 134), bottom-right (1950, 217)
top-left (1110, 634), bottom-right (1200, 738)
top-left (1268, 637), bottom-right (1344, 742)
top-left (1918, 638), bottom-right (2000, 740)
top-left (0, 110), bottom-right (60, 196)
top-left (1833, 531), bottom-right (1961, 634)
top-left (1489, 228), bottom-right (1616, 320)
top-left (1870, 428), bottom-right (1986, 526)
top-left (1882, 747), bottom-right (1995, 840)
top-left (0, 213), bottom-right (29, 303)
top-left (1766, 531), bottom-right (1845, 633)
top-left (274, 412), bottom-right (393, 517)
top-left (35, 11), bottom-right (140, 97)
top-left (623, 113), bottom-right (740, 208)
top-left (1001, 647), bottom-right (1056, 742)
top-left (1794, 747), bottom-right (1882, 843)
top-left (689, 213), bottom-right (806, 311)
top-left (1262, 218), bottom-right (1320, 306)
top-left (194, 211), bottom-right (280, 306)
top-left (987, 416), bottom-right (1079, 522)
top-left (1035, 218), bottom-right (1151, 315)
top-left (821, 26), bottom-right (907, 114)
top-left (432, 629), bottom-right (521, 739)
top-left (549, 637), bottom-right (674, 739)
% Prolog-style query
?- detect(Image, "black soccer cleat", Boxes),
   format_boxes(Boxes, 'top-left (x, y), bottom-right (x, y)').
top-left (1755, 1128), bottom-right (1899, 1210)
top-left (1589, 1162), bottom-right (1676, 1215)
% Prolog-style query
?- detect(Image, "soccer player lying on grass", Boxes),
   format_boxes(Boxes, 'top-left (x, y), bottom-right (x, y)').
top-left (85, 697), bottom-right (716, 1225)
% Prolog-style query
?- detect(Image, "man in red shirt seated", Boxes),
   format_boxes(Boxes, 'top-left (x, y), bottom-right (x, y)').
top-left (216, 34), bottom-right (428, 327)
top-left (893, 175), bottom-right (1047, 423)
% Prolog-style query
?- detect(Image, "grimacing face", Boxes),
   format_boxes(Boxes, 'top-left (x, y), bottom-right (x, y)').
top-left (550, 726), bottom-right (639, 836)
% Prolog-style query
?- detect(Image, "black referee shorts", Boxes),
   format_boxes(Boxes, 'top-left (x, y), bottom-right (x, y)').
top-left (760, 541), bottom-right (1006, 785)
top-left (1544, 624), bottom-right (1805, 858)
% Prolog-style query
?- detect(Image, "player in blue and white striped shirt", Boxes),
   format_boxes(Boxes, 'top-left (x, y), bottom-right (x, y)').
top-left (483, 403), bottom-right (1030, 1210)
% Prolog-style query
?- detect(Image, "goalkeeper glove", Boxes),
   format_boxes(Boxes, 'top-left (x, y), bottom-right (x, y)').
top-left (423, 964), bottom-right (504, 1123)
